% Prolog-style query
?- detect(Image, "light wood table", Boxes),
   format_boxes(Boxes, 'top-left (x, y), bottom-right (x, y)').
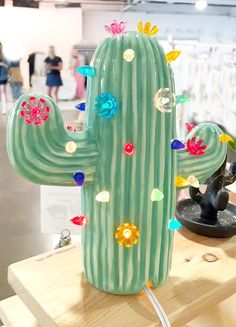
top-left (0, 296), bottom-right (40, 327)
top-left (0, 229), bottom-right (236, 327)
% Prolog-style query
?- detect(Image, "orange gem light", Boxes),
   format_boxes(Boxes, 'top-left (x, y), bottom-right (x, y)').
top-left (115, 223), bottom-right (140, 248)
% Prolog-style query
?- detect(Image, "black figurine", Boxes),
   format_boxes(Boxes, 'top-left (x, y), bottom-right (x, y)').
top-left (176, 158), bottom-right (236, 238)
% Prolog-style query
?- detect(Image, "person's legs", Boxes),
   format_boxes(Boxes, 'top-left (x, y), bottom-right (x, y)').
top-left (0, 84), bottom-right (7, 114)
top-left (10, 82), bottom-right (19, 101)
top-left (53, 87), bottom-right (59, 103)
top-left (47, 87), bottom-right (53, 99)
top-left (14, 82), bottom-right (23, 100)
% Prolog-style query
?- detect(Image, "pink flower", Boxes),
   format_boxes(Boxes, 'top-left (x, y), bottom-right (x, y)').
top-left (104, 20), bottom-right (127, 36)
top-left (20, 97), bottom-right (50, 126)
top-left (187, 136), bottom-right (207, 156)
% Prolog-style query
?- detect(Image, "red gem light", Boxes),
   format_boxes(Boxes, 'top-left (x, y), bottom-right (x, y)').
top-left (124, 143), bottom-right (135, 156)
top-left (185, 123), bottom-right (196, 133)
top-left (70, 216), bottom-right (88, 226)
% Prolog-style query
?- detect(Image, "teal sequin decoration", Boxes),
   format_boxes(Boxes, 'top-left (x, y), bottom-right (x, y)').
top-left (94, 93), bottom-right (118, 119)
top-left (168, 219), bottom-right (182, 231)
top-left (77, 66), bottom-right (95, 77)
top-left (176, 95), bottom-right (189, 104)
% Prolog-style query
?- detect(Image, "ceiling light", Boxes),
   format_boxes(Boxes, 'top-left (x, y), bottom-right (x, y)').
top-left (195, 0), bottom-right (208, 10)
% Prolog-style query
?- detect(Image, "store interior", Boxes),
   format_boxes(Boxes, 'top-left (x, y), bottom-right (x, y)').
top-left (0, 0), bottom-right (236, 326)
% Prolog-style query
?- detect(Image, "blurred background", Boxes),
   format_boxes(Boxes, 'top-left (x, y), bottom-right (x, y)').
top-left (0, 0), bottom-right (236, 321)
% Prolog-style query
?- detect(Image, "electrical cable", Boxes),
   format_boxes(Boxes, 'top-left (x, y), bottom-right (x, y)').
top-left (144, 286), bottom-right (171, 327)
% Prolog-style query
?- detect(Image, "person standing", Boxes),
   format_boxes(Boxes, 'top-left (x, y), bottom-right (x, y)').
top-left (9, 59), bottom-right (23, 101)
top-left (27, 53), bottom-right (35, 88)
top-left (70, 49), bottom-right (85, 99)
top-left (0, 42), bottom-right (9, 115)
top-left (44, 46), bottom-right (63, 103)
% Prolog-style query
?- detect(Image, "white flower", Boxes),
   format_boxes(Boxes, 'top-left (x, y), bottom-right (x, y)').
top-left (153, 88), bottom-right (176, 113)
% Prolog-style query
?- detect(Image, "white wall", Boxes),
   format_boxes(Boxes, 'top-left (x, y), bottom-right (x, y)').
top-left (0, 3), bottom-right (82, 87)
top-left (82, 11), bottom-right (236, 44)
top-left (1, 5), bottom-right (235, 88)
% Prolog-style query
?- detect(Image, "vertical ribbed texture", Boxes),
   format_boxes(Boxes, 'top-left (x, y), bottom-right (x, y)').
top-left (7, 32), bottom-right (228, 295)
top-left (83, 32), bottom-right (176, 294)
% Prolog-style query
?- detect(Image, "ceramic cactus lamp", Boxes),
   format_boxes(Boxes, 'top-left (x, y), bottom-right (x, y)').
top-left (7, 21), bottom-right (227, 295)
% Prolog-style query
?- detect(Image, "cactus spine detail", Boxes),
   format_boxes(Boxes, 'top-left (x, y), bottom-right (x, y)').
top-left (7, 31), bottom-right (227, 294)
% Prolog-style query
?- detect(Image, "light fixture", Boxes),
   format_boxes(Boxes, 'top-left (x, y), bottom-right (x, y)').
top-left (195, 0), bottom-right (208, 10)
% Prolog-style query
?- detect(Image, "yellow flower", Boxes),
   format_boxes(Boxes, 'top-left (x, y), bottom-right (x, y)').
top-left (165, 50), bottom-right (181, 63)
top-left (137, 21), bottom-right (159, 36)
top-left (219, 134), bottom-right (233, 143)
top-left (115, 223), bottom-right (140, 248)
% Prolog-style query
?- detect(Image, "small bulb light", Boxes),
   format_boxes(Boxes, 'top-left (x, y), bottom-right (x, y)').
top-left (176, 95), bottom-right (190, 105)
top-left (70, 215), bottom-right (88, 226)
top-left (185, 123), bottom-right (196, 132)
top-left (95, 191), bottom-right (110, 202)
top-left (67, 125), bottom-right (73, 132)
top-left (123, 228), bottom-right (131, 239)
top-left (123, 49), bottom-right (135, 62)
top-left (219, 134), bottom-right (233, 143)
top-left (151, 189), bottom-right (164, 202)
top-left (65, 141), bottom-right (77, 154)
top-left (124, 143), bottom-right (135, 156)
top-left (171, 139), bottom-right (185, 150)
top-left (188, 175), bottom-right (200, 188)
top-left (175, 176), bottom-right (189, 188)
top-left (168, 219), bottom-right (182, 231)
top-left (75, 102), bottom-right (86, 111)
top-left (73, 171), bottom-right (85, 186)
top-left (115, 222), bottom-right (140, 248)
top-left (165, 50), bottom-right (181, 63)
top-left (77, 66), bottom-right (95, 78)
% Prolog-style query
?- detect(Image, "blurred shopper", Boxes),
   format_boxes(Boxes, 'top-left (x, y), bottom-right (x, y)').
top-left (9, 60), bottom-right (23, 101)
top-left (28, 51), bottom-right (44, 88)
top-left (0, 42), bottom-right (9, 114)
top-left (27, 53), bottom-right (35, 88)
top-left (44, 46), bottom-right (63, 103)
top-left (70, 49), bottom-right (85, 99)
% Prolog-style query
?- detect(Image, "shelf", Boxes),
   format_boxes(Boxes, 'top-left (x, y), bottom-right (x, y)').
top-left (1, 294), bottom-right (236, 327)
top-left (1, 229), bottom-right (235, 326)
top-left (187, 294), bottom-right (236, 327)
top-left (0, 295), bottom-right (39, 327)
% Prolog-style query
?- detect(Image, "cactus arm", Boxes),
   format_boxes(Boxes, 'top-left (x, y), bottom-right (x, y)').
top-left (177, 123), bottom-right (227, 184)
top-left (207, 158), bottom-right (229, 211)
top-left (7, 94), bottom-right (98, 186)
top-left (189, 186), bottom-right (203, 204)
top-left (212, 190), bottom-right (229, 211)
top-left (189, 158), bottom-right (229, 222)
top-left (224, 161), bottom-right (236, 186)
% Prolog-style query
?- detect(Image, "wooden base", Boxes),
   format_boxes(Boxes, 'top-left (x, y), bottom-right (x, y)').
top-left (1, 229), bottom-right (236, 326)
top-left (186, 294), bottom-right (236, 327)
top-left (0, 295), bottom-right (39, 327)
top-left (1, 294), bottom-right (236, 327)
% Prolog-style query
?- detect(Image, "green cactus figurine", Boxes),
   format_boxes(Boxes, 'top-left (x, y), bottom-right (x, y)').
top-left (7, 25), bottom-right (227, 295)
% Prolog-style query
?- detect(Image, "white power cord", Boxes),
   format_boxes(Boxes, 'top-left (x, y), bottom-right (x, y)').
top-left (144, 286), bottom-right (171, 327)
